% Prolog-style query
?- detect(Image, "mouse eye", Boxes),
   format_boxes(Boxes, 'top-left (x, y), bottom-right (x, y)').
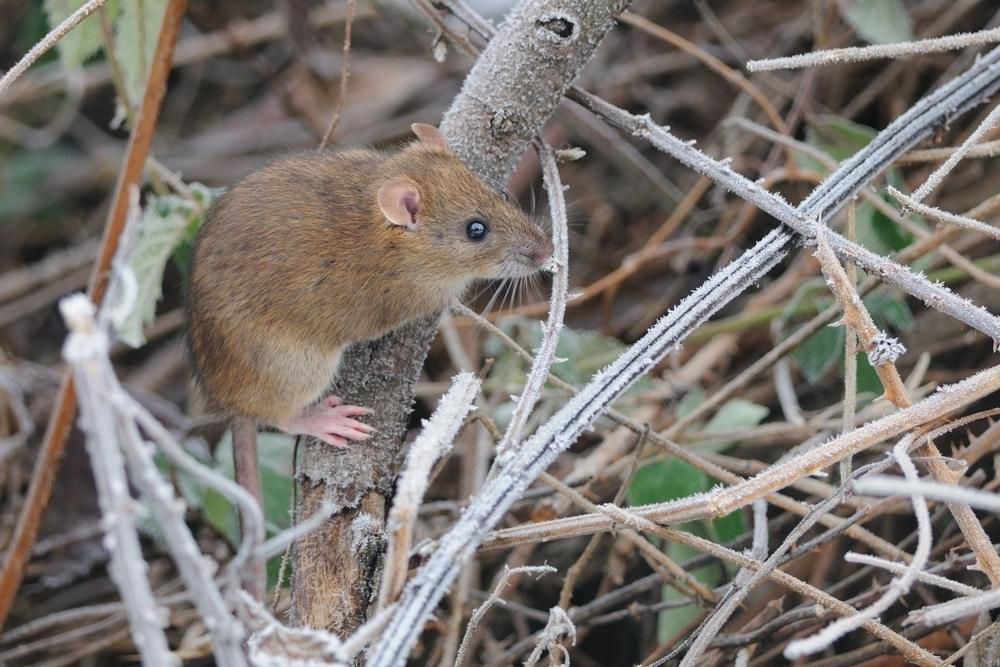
top-left (466, 219), bottom-right (490, 241)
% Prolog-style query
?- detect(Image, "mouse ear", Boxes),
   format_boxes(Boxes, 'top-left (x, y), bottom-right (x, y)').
top-left (378, 179), bottom-right (421, 230)
top-left (411, 123), bottom-right (450, 153)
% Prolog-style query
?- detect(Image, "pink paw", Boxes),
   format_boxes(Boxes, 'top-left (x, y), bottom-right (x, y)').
top-left (281, 396), bottom-right (375, 448)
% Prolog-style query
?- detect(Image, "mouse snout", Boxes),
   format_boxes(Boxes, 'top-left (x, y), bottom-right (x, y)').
top-left (534, 237), bottom-right (555, 266)
top-left (517, 236), bottom-right (553, 269)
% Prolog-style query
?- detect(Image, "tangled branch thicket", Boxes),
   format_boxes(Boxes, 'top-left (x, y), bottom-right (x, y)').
top-left (1, 0), bottom-right (999, 665)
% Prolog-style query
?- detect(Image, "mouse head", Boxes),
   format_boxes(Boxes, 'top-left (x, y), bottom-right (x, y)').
top-left (376, 124), bottom-right (553, 289)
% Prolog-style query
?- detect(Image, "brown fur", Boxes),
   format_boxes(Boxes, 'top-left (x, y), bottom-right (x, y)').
top-left (187, 131), bottom-right (551, 424)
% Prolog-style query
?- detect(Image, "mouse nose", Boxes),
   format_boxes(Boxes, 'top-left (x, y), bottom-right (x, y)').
top-left (532, 238), bottom-right (554, 266)
top-left (525, 236), bottom-right (555, 266)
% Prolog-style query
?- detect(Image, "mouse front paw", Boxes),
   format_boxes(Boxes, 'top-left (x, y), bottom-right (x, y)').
top-left (279, 397), bottom-right (375, 448)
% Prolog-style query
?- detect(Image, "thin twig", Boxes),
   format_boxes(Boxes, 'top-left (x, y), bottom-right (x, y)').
top-left (844, 553), bottom-right (982, 596)
top-left (888, 186), bottom-right (1000, 241)
top-left (910, 102), bottom-right (1000, 205)
top-left (855, 477), bottom-right (1000, 513)
top-left (0, 0), bottom-right (109, 97)
top-left (317, 0), bottom-right (356, 151)
top-left (454, 565), bottom-right (556, 667)
top-left (785, 436), bottom-right (934, 659)
top-left (496, 142), bottom-right (569, 458)
top-left (747, 27), bottom-right (1000, 71)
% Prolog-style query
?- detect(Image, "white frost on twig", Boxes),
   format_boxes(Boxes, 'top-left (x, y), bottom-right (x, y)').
top-left (63, 292), bottom-right (248, 665)
top-left (855, 476), bottom-right (1000, 513)
top-left (454, 564), bottom-right (556, 667)
top-left (0, 0), bottom-right (109, 97)
top-left (868, 333), bottom-right (906, 366)
top-left (524, 605), bottom-right (576, 667)
top-left (496, 142), bottom-right (570, 461)
top-left (746, 27), bottom-right (1000, 72)
top-left (888, 185), bottom-right (1000, 241)
top-left (910, 102), bottom-right (1000, 205)
top-left (377, 372), bottom-right (481, 609)
top-left (60, 294), bottom-right (177, 666)
top-left (785, 436), bottom-right (933, 659)
top-left (906, 587), bottom-right (1000, 627)
top-left (844, 553), bottom-right (982, 596)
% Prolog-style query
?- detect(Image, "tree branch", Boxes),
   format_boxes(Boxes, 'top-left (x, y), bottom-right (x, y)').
top-left (290, 0), bottom-right (631, 635)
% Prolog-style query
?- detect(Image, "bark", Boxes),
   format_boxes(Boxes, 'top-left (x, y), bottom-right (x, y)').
top-left (290, 0), bottom-right (630, 637)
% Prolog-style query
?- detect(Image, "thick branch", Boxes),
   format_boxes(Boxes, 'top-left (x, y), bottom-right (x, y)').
top-left (291, 0), bottom-right (630, 635)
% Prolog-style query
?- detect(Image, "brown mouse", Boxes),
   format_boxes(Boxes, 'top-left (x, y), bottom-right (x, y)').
top-left (186, 124), bottom-right (553, 446)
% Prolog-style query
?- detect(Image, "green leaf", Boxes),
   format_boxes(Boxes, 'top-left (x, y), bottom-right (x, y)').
top-left (703, 399), bottom-right (769, 449)
top-left (841, 0), bottom-right (914, 45)
top-left (114, 0), bottom-right (169, 107)
top-left (44, 0), bottom-right (118, 67)
top-left (710, 510), bottom-right (746, 544)
top-left (855, 352), bottom-right (884, 396)
top-left (628, 458), bottom-right (709, 507)
top-left (195, 431), bottom-right (295, 548)
top-left (856, 202), bottom-right (913, 255)
top-left (115, 194), bottom-right (193, 347)
top-left (794, 325), bottom-right (845, 384)
top-left (797, 116), bottom-right (877, 172)
top-left (864, 293), bottom-right (913, 332)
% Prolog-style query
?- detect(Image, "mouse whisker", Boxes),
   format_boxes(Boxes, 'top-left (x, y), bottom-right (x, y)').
top-left (481, 278), bottom-right (508, 320)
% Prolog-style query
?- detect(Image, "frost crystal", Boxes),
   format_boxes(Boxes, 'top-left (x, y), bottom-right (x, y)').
top-left (868, 333), bottom-right (907, 366)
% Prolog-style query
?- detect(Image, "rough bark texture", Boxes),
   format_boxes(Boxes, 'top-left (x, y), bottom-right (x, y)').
top-left (291, 0), bottom-right (630, 637)
top-left (291, 315), bottom-right (435, 633)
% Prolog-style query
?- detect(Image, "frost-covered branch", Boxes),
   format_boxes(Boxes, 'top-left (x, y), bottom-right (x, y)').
top-left (60, 295), bottom-right (174, 666)
top-left (368, 225), bottom-right (789, 666)
top-left (63, 285), bottom-right (252, 666)
top-left (496, 142), bottom-right (570, 459)
top-left (571, 70), bottom-right (1000, 341)
top-left (854, 477), bottom-right (1000, 513)
top-left (785, 436), bottom-right (933, 659)
top-left (746, 27), bottom-right (1000, 71)
top-left (524, 606), bottom-right (575, 667)
top-left (906, 588), bottom-right (1000, 626)
top-left (454, 564), bottom-right (556, 667)
top-left (910, 102), bottom-right (1000, 205)
top-left (0, 0), bottom-right (109, 97)
top-left (377, 372), bottom-right (481, 609)
top-left (484, 363), bottom-right (1000, 548)
top-left (845, 553), bottom-right (982, 596)
top-left (888, 186), bottom-right (1000, 240)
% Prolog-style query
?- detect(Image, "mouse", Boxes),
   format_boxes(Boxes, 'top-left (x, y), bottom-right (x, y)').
top-left (186, 124), bottom-right (553, 448)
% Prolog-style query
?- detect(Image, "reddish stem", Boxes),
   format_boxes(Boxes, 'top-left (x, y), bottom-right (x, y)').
top-left (0, 0), bottom-right (188, 631)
